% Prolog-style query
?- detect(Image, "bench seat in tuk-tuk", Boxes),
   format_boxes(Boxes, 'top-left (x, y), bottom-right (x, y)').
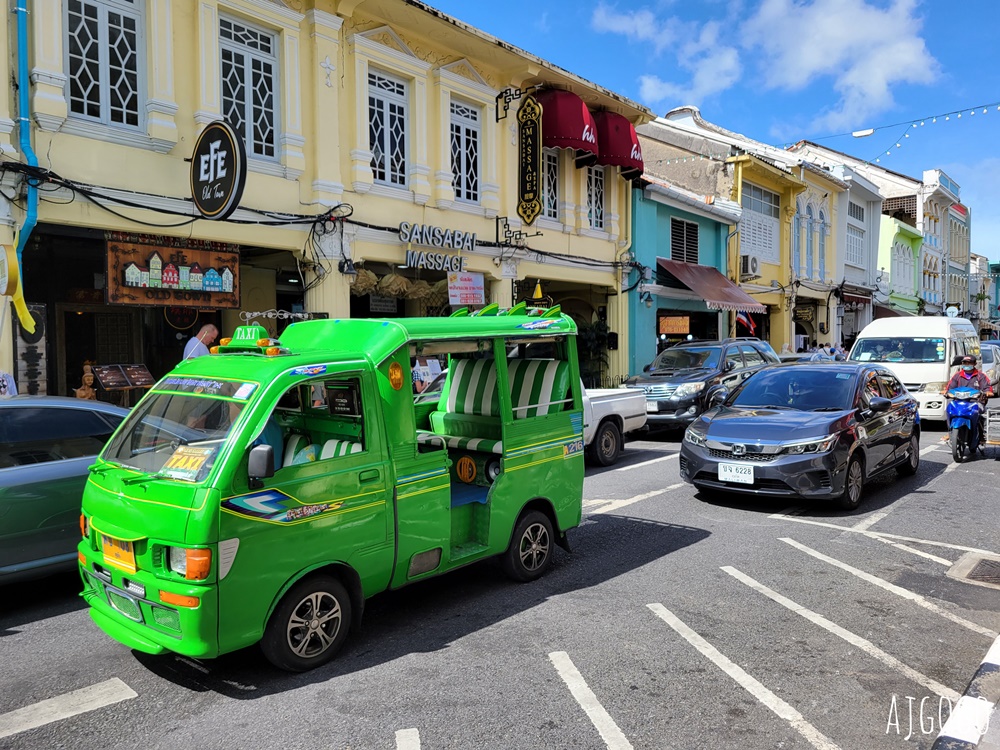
top-left (419, 358), bottom-right (570, 456)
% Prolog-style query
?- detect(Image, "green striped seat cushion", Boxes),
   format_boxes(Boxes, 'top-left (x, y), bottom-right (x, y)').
top-left (320, 439), bottom-right (363, 459)
top-left (443, 359), bottom-right (499, 416)
top-left (507, 359), bottom-right (570, 417)
top-left (417, 430), bottom-right (502, 455)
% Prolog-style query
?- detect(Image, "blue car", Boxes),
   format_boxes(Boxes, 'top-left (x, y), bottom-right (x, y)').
top-left (680, 363), bottom-right (920, 511)
top-left (1, 396), bottom-right (128, 584)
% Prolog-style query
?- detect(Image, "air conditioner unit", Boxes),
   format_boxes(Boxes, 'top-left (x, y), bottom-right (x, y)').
top-left (740, 254), bottom-right (761, 280)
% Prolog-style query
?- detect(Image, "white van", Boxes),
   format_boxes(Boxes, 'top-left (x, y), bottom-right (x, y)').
top-left (848, 316), bottom-right (980, 421)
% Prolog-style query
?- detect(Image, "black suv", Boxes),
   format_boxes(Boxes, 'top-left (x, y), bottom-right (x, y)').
top-left (625, 337), bottom-right (779, 429)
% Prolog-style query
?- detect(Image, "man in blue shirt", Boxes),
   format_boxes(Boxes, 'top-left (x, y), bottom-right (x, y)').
top-left (182, 324), bottom-right (218, 361)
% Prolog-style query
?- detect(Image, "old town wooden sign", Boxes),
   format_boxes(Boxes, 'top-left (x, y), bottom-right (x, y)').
top-left (106, 242), bottom-right (240, 309)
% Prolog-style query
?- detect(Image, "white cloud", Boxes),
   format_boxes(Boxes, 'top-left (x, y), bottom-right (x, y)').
top-left (591, 3), bottom-right (677, 54)
top-left (741, 0), bottom-right (939, 130)
top-left (639, 45), bottom-right (741, 106)
top-left (535, 11), bottom-right (550, 33)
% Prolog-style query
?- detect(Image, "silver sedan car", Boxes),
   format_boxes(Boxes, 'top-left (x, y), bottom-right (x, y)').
top-left (1, 396), bottom-right (128, 584)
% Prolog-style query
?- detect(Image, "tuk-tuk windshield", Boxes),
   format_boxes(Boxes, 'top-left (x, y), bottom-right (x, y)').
top-left (102, 383), bottom-right (253, 481)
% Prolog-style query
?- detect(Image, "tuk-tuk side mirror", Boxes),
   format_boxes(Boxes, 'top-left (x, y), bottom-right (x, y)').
top-left (248, 444), bottom-right (275, 489)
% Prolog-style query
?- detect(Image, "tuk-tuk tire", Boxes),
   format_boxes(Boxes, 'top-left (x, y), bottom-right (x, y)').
top-left (501, 510), bottom-right (554, 582)
top-left (260, 574), bottom-right (352, 672)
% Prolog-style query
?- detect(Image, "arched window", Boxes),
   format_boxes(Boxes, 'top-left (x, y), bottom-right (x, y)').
top-left (805, 205), bottom-right (814, 279)
top-left (818, 210), bottom-right (827, 282)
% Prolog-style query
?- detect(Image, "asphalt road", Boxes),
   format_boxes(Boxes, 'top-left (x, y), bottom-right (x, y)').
top-left (3, 424), bottom-right (999, 750)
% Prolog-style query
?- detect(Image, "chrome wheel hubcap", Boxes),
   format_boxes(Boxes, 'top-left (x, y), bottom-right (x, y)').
top-left (286, 591), bottom-right (342, 659)
top-left (519, 523), bottom-right (550, 572)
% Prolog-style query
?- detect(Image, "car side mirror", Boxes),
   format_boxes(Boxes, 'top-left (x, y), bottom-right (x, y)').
top-left (643, 364), bottom-right (652, 373)
top-left (709, 389), bottom-right (729, 407)
top-left (725, 360), bottom-right (737, 372)
top-left (868, 397), bottom-right (891, 413)
top-left (248, 444), bottom-right (275, 488)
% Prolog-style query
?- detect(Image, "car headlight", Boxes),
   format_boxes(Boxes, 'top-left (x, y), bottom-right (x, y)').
top-left (779, 435), bottom-right (838, 455)
top-left (923, 382), bottom-right (948, 395)
top-left (683, 428), bottom-right (707, 447)
top-left (167, 546), bottom-right (212, 580)
top-left (674, 382), bottom-right (706, 398)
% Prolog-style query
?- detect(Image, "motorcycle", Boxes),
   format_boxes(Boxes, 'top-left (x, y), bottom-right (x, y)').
top-left (946, 386), bottom-right (985, 462)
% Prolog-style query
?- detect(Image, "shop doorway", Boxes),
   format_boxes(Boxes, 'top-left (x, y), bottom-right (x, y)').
top-left (56, 303), bottom-right (142, 399)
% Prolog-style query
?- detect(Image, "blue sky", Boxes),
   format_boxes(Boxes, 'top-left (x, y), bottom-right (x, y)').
top-left (430, 0), bottom-right (1000, 261)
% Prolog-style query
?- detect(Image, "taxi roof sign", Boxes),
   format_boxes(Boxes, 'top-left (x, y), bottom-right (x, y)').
top-left (216, 324), bottom-right (280, 354)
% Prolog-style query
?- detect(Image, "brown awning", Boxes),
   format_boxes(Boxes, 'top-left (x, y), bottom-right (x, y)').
top-left (656, 258), bottom-right (766, 314)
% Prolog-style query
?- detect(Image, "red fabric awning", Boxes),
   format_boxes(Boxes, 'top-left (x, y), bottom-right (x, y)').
top-left (593, 111), bottom-right (643, 181)
top-left (534, 89), bottom-right (599, 165)
top-left (656, 258), bottom-right (766, 314)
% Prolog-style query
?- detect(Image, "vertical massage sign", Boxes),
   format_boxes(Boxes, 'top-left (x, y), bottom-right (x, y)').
top-left (190, 121), bottom-right (247, 221)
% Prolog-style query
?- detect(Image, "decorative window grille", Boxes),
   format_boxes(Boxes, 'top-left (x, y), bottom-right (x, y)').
top-left (541, 148), bottom-right (559, 220)
top-left (818, 211), bottom-right (827, 281)
top-left (670, 218), bottom-right (699, 264)
top-left (739, 182), bottom-right (780, 264)
top-left (587, 166), bottom-right (605, 230)
top-left (846, 225), bottom-right (865, 267)
top-left (67, 0), bottom-right (142, 127)
top-left (848, 201), bottom-right (865, 222)
top-left (792, 202), bottom-right (802, 277)
top-left (368, 69), bottom-right (408, 186)
top-left (805, 205), bottom-right (814, 279)
top-left (449, 100), bottom-right (480, 203)
top-left (220, 16), bottom-right (277, 159)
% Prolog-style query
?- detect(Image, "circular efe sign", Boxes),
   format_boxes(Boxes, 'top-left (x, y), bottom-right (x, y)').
top-left (190, 121), bottom-right (247, 221)
top-left (0, 244), bottom-right (18, 296)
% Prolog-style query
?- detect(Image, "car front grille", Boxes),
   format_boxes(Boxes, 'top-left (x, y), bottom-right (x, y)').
top-left (632, 384), bottom-right (678, 398)
top-left (709, 448), bottom-right (776, 463)
top-left (903, 383), bottom-right (923, 392)
top-left (107, 589), bottom-right (142, 622)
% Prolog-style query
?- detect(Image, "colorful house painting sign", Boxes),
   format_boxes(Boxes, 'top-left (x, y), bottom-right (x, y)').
top-left (107, 241), bottom-right (239, 309)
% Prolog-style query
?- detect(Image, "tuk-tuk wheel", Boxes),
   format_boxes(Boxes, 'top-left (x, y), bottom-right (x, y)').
top-left (261, 574), bottom-right (352, 672)
top-left (501, 510), bottom-right (554, 582)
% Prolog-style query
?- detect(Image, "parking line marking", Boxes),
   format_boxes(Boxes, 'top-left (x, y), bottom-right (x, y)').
top-left (872, 535), bottom-right (952, 566)
top-left (548, 651), bottom-right (634, 750)
top-left (0, 678), bottom-right (138, 740)
top-left (920, 444), bottom-right (941, 456)
top-left (769, 514), bottom-right (998, 555)
top-left (721, 566), bottom-right (961, 702)
top-left (850, 508), bottom-right (895, 532)
top-left (614, 454), bottom-right (678, 472)
top-left (646, 603), bottom-right (841, 750)
top-left (586, 484), bottom-right (685, 514)
top-left (395, 728), bottom-right (420, 749)
top-left (779, 538), bottom-right (997, 638)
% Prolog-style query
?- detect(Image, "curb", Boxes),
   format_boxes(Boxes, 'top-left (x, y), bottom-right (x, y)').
top-left (933, 635), bottom-right (1000, 749)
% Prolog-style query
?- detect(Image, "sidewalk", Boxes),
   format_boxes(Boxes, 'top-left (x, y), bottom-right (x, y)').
top-left (979, 714), bottom-right (1000, 750)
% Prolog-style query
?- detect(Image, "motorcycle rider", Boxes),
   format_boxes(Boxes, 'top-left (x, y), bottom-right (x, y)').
top-left (945, 355), bottom-right (992, 447)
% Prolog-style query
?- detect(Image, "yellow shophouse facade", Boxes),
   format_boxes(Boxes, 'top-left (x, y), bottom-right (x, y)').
top-left (0, 0), bottom-right (649, 396)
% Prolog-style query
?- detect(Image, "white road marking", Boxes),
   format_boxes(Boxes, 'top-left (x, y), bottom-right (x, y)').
top-left (613, 453), bottom-right (679, 472)
top-left (0, 678), bottom-right (138, 740)
top-left (850, 508), bottom-right (895, 532)
top-left (548, 651), bottom-right (634, 750)
top-left (646, 603), bottom-right (841, 750)
top-left (721, 566), bottom-right (962, 703)
top-left (779, 538), bottom-right (997, 638)
top-left (920, 444), bottom-right (941, 456)
top-left (586, 484), bottom-right (685, 514)
top-left (395, 728), bottom-right (421, 749)
top-left (872, 535), bottom-right (953, 566)
top-left (769, 513), bottom-right (998, 555)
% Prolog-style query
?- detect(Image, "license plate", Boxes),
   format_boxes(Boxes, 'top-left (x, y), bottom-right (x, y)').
top-left (646, 402), bottom-right (659, 413)
top-left (718, 463), bottom-right (754, 484)
top-left (101, 534), bottom-right (137, 573)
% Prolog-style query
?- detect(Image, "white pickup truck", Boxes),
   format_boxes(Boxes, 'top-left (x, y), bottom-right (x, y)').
top-left (583, 386), bottom-right (648, 466)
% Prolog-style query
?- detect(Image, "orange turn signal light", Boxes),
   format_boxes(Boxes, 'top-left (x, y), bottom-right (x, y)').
top-left (265, 346), bottom-right (281, 356)
top-left (79, 514), bottom-right (88, 538)
top-left (219, 337), bottom-right (232, 346)
top-left (210, 346), bottom-right (220, 355)
top-left (160, 591), bottom-right (200, 608)
top-left (184, 548), bottom-right (212, 580)
top-left (78, 551), bottom-right (86, 566)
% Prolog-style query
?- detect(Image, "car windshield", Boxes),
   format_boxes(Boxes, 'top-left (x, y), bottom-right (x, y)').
top-left (102, 378), bottom-right (256, 481)
top-left (650, 347), bottom-right (721, 371)
top-left (850, 337), bottom-right (946, 363)
top-left (730, 368), bottom-right (858, 411)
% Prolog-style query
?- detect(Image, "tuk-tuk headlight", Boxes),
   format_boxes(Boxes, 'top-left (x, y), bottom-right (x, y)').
top-left (167, 547), bottom-right (212, 580)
